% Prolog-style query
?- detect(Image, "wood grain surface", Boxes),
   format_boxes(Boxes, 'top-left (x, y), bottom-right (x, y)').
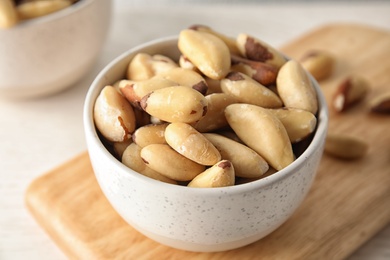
top-left (25, 23), bottom-right (390, 260)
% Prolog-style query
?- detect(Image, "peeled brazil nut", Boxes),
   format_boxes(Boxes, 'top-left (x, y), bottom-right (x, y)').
top-left (157, 67), bottom-right (208, 95)
top-left (267, 108), bottom-right (317, 143)
top-left (276, 60), bottom-right (318, 114)
top-left (140, 144), bottom-right (205, 181)
top-left (0, 0), bottom-right (18, 28)
top-left (165, 122), bottom-right (221, 165)
top-left (189, 24), bottom-right (241, 55)
top-left (231, 54), bottom-right (278, 86)
top-left (119, 77), bottom-right (178, 108)
top-left (188, 160), bottom-right (235, 188)
top-left (332, 75), bottom-right (369, 112)
top-left (94, 86), bottom-right (136, 142)
top-left (194, 93), bottom-right (236, 132)
top-left (140, 86), bottom-right (208, 123)
top-left (221, 71), bottom-right (283, 108)
top-left (236, 33), bottom-right (286, 69)
top-left (113, 139), bottom-right (133, 159)
top-left (225, 104), bottom-right (294, 170)
top-left (203, 133), bottom-right (269, 178)
top-left (132, 123), bottom-right (168, 148)
top-left (325, 133), bottom-right (368, 160)
top-left (179, 55), bottom-right (199, 72)
top-left (178, 29), bottom-right (231, 80)
top-left (122, 143), bottom-right (177, 184)
top-left (300, 50), bottom-right (335, 81)
top-left (126, 53), bottom-right (178, 81)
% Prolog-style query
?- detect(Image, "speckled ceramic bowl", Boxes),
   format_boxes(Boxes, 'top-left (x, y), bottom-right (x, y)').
top-left (84, 37), bottom-right (328, 252)
top-left (0, 0), bottom-right (111, 99)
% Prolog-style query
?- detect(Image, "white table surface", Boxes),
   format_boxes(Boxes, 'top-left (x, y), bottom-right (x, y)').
top-left (1, 1), bottom-right (390, 259)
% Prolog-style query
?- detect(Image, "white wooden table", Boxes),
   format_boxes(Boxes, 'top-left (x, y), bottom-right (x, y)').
top-left (1, 1), bottom-right (389, 259)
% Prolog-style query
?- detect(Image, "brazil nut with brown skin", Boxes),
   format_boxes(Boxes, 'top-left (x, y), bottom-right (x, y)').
top-left (119, 77), bottom-right (178, 108)
top-left (332, 75), bottom-right (369, 112)
top-left (230, 54), bottom-right (278, 86)
top-left (236, 33), bottom-right (287, 69)
top-left (126, 53), bottom-right (178, 81)
top-left (157, 67), bottom-right (208, 95)
top-left (194, 93), bottom-right (237, 132)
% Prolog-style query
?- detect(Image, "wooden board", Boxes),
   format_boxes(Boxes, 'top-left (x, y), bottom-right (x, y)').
top-left (25, 23), bottom-right (390, 260)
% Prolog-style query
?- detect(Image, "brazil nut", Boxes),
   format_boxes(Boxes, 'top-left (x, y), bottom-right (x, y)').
top-left (140, 144), bottom-right (205, 181)
top-left (165, 122), bottom-right (221, 165)
top-left (188, 160), bottom-right (235, 188)
top-left (203, 133), bottom-right (269, 178)
top-left (122, 143), bottom-right (177, 184)
top-left (225, 103), bottom-right (294, 170)
top-left (276, 60), bottom-right (318, 114)
top-left (93, 86), bottom-right (136, 142)
top-left (220, 71), bottom-right (283, 108)
top-left (178, 29), bottom-right (231, 80)
top-left (140, 86), bottom-right (208, 123)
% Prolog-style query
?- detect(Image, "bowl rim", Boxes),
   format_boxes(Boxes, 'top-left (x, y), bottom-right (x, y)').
top-left (84, 35), bottom-right (329, 196)
top-left (10, 0), bottom-right (94, 29)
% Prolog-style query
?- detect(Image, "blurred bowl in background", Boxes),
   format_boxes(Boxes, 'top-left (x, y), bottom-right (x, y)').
top-left (0, 0), bottom-right (112, 99)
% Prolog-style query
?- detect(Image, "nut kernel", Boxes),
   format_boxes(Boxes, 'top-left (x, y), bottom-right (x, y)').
top-left (267, 108), bottom-right (317, 143)
top-left (140, 144), bottom-right (205, 181)
top-left (203, 133), bottom-right (269, 178)
top-left (325, 133), bottom-right (368, 159)
top-left (165, 122), bottom-right (221, 166)
top-left (332, 75), bottom-right (370, 112)
top-left (236, 33), bottom-right (286, 69)
top-left (188, 160), bottom-right (235, 188)
top-left (220, 71), bottom-right (283, 108)
top-left (122, 143), bottom-right (177, 184)
top-left (140, 86), bottom-right (208, 123)
top-left (93, 86), bottom-right (136, 142)
top-left (178, 29), bottom-right (231, 80)
top-left (276, 60), bottom-right (318, 114)
top-left (225, 103), bottom-right (294, 170)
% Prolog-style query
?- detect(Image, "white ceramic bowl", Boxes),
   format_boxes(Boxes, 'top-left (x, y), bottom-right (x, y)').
top-left (84, 37), bottom-right (329, 252)
top-left (0, 0), bottom-right (111, 99)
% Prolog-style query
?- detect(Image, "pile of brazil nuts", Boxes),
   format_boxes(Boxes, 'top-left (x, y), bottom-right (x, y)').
top-left (0, 0), bottom-right (79, 29)
top-left (93, 25), bottom-right (319, 188)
